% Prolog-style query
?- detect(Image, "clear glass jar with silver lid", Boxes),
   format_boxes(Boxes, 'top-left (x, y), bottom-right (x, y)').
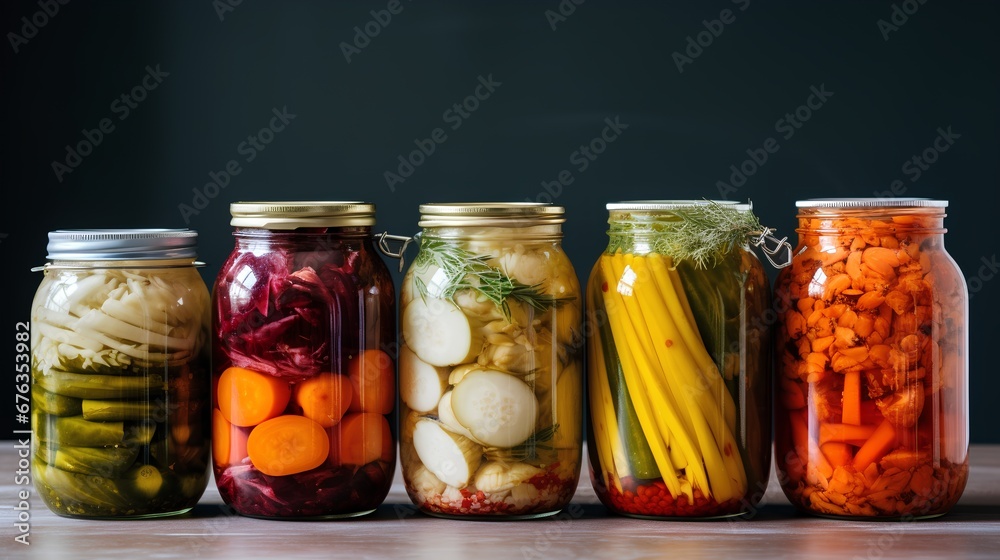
top-left (398, 202), bottom-right (584, 519)
top-left (30, 229), bottom-right (211, 518)
top-left (774, 198), bottom-right (969, 519)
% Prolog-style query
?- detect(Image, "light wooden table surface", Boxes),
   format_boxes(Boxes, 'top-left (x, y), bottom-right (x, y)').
top-left (2, 444), bottom-right (999, 559)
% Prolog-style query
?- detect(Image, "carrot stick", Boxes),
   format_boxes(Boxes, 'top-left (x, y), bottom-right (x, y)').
top-left (821, 442), bottom-right (853, 468)
top-left (820, 422), bottom-right (876, 444)
top-left (852, 419), bottom-right (896, 472)
top-left (247, 415), bottom-right (329, 476)
top-left (842, 371), bottom-right (861, 425)
top-left (217, 366), bottom-right (291, 427)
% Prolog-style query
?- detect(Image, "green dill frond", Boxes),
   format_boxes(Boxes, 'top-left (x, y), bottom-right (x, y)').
top-left (413, 238), bottom-right (567, 320)
top-left (608, 200), bottom-right (763, 269)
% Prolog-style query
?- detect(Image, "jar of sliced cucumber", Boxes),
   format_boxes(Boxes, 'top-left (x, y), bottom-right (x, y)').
top-left (399, 202), bottom-right (584, 519)
top-left (30, 229), bottom-right (211, 518)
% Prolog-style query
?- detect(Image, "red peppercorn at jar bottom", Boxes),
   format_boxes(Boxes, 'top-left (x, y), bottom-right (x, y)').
top-left (593, 471), bottom-right (747, 518)
top-left (414, 466), bottom-right (577, 518)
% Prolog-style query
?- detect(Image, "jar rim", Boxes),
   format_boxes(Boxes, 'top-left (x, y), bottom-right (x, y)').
top-left (230, 201), bottom-right (376, 228)
top-left (795, 197), bottom-right (948, 208)
top-left (607, 200), bottom-right (753, 212)
top-left (418, 202), bottom-right (565, 228)
top-left (44, 229), bottom-right (198, 261)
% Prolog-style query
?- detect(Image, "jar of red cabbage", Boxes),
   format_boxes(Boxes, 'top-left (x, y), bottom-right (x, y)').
top-left (212, 201), bottom-right (404, 519)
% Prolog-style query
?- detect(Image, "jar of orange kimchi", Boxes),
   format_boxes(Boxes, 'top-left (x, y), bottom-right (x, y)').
top-left (774, 198), bottom-right (969, 519)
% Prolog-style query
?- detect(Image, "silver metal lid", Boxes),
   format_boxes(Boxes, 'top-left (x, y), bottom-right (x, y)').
top-left (607, 200), bottom-right (753, 212)
top-left (46, 229), bottom-right (199, 260)
top-left (795, 198), bottom-right (948, 208)
top-left (230, 201), bottom-right (376, 228)
top-left (417, 202), bottom-right (565, 228)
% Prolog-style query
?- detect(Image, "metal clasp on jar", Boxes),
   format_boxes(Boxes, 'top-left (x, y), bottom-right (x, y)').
top-left (748, 228), bottom-right (800, 268)
top-left (374, 232), bottom-right (415, 272)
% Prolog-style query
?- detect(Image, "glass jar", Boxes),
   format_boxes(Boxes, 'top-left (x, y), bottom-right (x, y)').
top-left (30, 229), bottom-right (211, 518)
top-left (586, 201), bottom-right (773, 518)
top-left (212, 201), bottom-right (400, 519)
top-left (398, 202), bottom-right (583, 518)
top-left (774, 198), bottom-right (969, 519)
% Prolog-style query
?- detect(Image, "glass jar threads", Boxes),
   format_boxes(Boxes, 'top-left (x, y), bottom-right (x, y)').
top-left (30, 229), bottom-right (211, 518)
top-left (586, 201), bottom-right (773, 518)
top-left (774, 198), bottom-right (969, 519)
top-left (399, 202), bottom-right (584, 518)
top-left (212, 201), bottom-right (398, 519)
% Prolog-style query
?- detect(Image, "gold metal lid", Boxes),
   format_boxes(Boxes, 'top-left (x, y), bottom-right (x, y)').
top-left (229, 201), bottom-right (376, 228)
top-left (417, 202), bottom-right (565, 228)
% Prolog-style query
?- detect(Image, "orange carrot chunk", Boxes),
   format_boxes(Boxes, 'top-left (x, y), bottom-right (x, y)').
top-left (821, 442), bottom-right (853, 468)
top-left (294, 373), bottom-right (353, 428)
top-left (852, 419), bottom-right (896, 472)
top-left (347, 349), bottom-right (395, 415)
top-left (247, 415), bottom-right (329, 476)
top-left (213, 408), bottom-right (250, 467)
top-left (329, 412), bottom-right (392, 466)
top-left (217, 366), bottom-right (291, 427)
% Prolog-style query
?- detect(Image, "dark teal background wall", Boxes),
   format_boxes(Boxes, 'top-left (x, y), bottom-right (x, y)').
top-left (2, 1), bottom-right (997, 441)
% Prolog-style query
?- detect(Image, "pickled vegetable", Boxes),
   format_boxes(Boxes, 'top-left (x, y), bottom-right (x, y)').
top-left (400, 235), bottom-right (583, 518)
top-left (31, 265), bottom-right (211, 518)
top-left (212, 226), bottom-right (397, 519)
top-left (586, 201), bottom-right (772, 518)
top-left (774, 206), bottom-right (969, 518)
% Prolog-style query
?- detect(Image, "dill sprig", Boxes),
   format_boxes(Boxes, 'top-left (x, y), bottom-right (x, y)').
top-left (413, 238), bottom-right (568, 321)
top-left (608, 199), bottom-right (763, 269)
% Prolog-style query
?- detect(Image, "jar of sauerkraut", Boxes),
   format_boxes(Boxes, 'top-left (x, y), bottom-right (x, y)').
top-left (212, 201), bottom-right (404, 519)
top-left (774, 198), bottom-right (969, 519)
top-left (30, 229), bottom-right (211, 518)
top-left (399, 202), bottom-right (583, 519)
